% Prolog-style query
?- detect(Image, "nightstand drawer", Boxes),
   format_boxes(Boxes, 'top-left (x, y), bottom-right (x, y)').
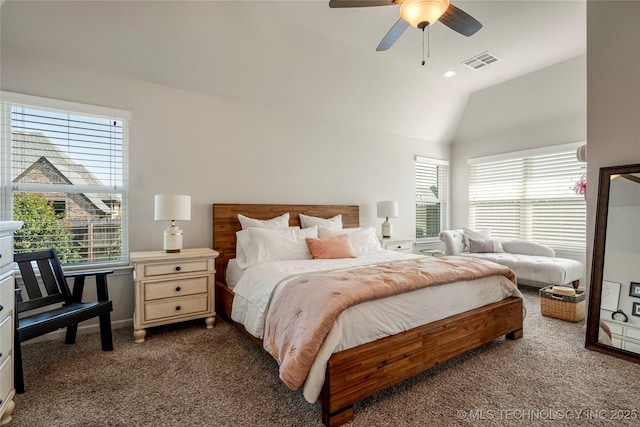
top-left (144, 276), bottom-right (209, 301)
top-left (387, 241), bottom-right (413, 251)
top-left (625, 327), bottom-right (640, 341)
top-left (607, 322), bottom-right (624, 335)
top-left (0, 316), bottom-right (11, 363)
top-left (144, 294), bottom-right (209, 322)
top-left (0, 275), bottom-right (13, 311)
top-left (143, 259), bottom-right (209, 277)
top-left (624, 340), bottom-right (640, 353)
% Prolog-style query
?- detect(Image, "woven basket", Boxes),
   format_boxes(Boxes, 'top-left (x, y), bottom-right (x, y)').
top-left (539, 286), bottom-right (586, 322)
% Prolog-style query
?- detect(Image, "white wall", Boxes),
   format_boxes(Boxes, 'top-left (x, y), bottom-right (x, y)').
top-left (0, 51), bottom-right (449, 330)
top-left (587, 1), bottom-right (640, 318)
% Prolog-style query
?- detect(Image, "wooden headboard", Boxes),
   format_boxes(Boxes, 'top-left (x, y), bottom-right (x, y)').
top-left (212, 203), bottom-right (360, 283)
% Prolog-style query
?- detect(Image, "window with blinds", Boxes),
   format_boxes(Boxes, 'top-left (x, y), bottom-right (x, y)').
top-left (415, 157), bottom-right (448, 241)
top-left (468, 144), bottom-right (586, 251)
top-left (1, 92), bottom-right (129, 266)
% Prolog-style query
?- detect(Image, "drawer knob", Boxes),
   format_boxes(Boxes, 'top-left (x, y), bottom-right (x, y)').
top-left (175, 286), bottom-right (181, 292)
top-left (175, 266), bottom-right (181, 271)
top-left (175, 306), bottom-right (181, 311)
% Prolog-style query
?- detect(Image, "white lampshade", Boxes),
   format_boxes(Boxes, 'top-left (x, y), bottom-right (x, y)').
top-left (154, 194), bottom-right (191, 221)
top-left (400, 0), bottom-right (450, 29)
top-left (154, 194), bottom-right (191, 253)
top-left (377, 201), bottom-right (399, 219)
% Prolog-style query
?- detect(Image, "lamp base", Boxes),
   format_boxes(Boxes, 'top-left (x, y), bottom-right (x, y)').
top-left (163, 226), bottom-right (183, 253)
top-left (381, 220), bottom-right (392, 238)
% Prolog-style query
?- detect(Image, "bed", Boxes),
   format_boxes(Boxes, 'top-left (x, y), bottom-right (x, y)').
top-left (212, 203), bottom-right (523, 426)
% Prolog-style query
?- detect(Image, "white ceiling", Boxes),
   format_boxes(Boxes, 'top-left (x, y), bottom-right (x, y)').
top-left (260, 0), bottom-right (587, 93)
top-left (0, 1), bottom-right (586, 143)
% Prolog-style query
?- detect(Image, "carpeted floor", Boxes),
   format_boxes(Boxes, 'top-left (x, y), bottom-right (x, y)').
top-left (10, 286), bottom-right (640, 426)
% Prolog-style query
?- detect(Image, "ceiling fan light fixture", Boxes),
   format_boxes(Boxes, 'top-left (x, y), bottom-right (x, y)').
top-left (400, 0), bottom-right (450, 29)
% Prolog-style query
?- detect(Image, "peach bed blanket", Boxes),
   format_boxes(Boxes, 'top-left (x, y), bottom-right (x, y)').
top-left (263, 255), bottom-right (516, 390)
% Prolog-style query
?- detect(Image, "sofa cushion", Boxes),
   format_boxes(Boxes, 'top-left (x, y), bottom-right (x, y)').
top-left (458, 252), bottom-right (582, 286)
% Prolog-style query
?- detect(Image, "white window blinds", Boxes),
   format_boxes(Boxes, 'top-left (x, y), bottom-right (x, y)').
top-left (415, 157), bottom-right (448, 240)
top-left (468, 144), bottom-right (586, 250)
top-left (1, 92), bottom-right (129, 265)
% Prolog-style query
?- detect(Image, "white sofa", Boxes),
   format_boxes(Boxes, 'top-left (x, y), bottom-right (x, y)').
top-left (439, 229), bottom-right (583, 288)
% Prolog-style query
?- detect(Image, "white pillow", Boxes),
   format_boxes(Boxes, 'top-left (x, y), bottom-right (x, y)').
top-left (236, 213), bottom-right (290, 263)
top-left (462, 227), bottom-right (491, 251)
top-left (318, 226), bottom-right (381, 255)
top-left (238, 226), bottom-right (318, 269)
top-left (236, 226), bottom-right (300, 267)
top-left (238, 212), bottom-right (289, 230)
top-left (299, 213), bottom-right (342, 229)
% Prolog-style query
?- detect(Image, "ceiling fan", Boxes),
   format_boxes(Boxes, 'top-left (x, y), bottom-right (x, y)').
top-left (329, 0), bottom-right (482, 51)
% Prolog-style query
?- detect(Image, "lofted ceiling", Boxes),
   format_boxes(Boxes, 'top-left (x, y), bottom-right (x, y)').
top-left (0, 1), bottom-right (586, 143)
top-left (261, 0), bottom-right (586, 93)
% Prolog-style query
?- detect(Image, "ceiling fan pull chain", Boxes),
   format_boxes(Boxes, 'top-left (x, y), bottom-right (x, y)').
top-left (421, 28), bottom-right (425, 66)
top-left (421, 26), bottom-right (431, 66)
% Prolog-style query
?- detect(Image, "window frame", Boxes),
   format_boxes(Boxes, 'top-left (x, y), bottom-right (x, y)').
top-left (467, 142), bottom-right (586, 253)
top-left (415, 156), bottom-right (449, 243)
top-left (1, 91), bottom-right (130, 267)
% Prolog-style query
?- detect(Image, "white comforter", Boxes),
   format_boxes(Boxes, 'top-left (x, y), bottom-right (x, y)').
top-left (231, 250), bottom-right (522, 403)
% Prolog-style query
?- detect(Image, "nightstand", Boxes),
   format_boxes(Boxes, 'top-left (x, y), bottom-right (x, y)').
top-left (379, 237), bottom-right (415, 254)
top-left (130, 248), bottom-right (218, 343)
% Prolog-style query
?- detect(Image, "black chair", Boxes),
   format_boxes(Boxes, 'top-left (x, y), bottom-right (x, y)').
top-left (14, 248), bottom-right (114, 393)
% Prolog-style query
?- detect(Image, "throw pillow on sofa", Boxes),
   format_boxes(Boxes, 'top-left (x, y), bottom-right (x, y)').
top-left (468, 238), bottom-right (504, 253)
top-left (462, 227), bottom-right (491, 251)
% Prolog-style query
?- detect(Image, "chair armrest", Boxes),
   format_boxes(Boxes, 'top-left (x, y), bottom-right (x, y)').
top-left (64, 270), bottom-right (113, 303)
top-left (64, 270), bottom-right (114, 279)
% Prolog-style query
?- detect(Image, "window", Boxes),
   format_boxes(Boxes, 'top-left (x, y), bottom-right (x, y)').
top-left (415, 156), bottom-right (448, 241)
top-left (468, 143), bottom-right (586, 251)
top-left (1, 92), bottom-right (129, 266)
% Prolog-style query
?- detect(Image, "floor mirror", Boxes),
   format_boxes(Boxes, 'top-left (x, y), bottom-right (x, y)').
top-left (586, 163), bottom-right (640, 363)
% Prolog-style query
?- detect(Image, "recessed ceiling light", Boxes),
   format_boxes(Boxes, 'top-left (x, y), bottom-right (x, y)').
top-left (443, 70), bottom-right (456, 78)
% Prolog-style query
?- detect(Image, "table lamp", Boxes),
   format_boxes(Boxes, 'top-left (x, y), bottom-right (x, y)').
top-left (377, 200), bottom-right (398, 238)
top-left (154, 194), bottom-right (191, 252)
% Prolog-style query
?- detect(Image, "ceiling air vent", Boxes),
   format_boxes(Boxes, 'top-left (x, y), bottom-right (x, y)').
top-left (462, 51), bottom-right (500, 70)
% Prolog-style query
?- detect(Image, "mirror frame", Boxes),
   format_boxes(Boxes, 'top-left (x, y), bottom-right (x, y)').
top-left (585, 163), bottom-right (640, 363)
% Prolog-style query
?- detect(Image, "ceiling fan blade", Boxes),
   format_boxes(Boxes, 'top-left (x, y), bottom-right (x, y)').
top-left (376, 18), bottom-right (410, 51)
top-left (438, 4), bottom-right (482, 37)
top-left (329, 0), bottom-right (400, 8)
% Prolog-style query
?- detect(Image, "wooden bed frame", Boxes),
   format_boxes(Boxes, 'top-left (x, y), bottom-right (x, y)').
top-left (212, 203), bottom-right (523, 426)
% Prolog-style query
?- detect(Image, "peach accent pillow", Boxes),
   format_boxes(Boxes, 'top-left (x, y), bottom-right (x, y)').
top-left (305, 234), bottom-right (356, 259)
